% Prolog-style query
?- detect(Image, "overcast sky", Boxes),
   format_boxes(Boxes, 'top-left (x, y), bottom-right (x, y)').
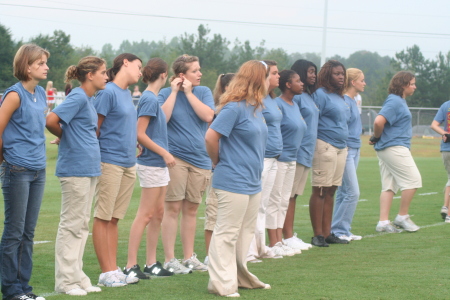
top-left (1, 0), bottom-right (449, 61)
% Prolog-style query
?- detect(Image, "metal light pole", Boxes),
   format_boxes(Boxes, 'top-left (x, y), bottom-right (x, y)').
top-left (320, 0), bottom-right (328, 68)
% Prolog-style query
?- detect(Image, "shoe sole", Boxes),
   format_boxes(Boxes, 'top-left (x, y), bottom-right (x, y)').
top-left (441, 212), bottom-right (448, 219)
top-left (392, 223), bottom-right (419, 232)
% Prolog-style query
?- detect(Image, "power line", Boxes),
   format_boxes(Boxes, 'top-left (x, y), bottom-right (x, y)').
top-left (1, 3), bottom-right (450, 38)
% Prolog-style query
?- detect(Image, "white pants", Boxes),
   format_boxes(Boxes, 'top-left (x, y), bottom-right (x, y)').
top-left (266, 161), bottom-right (296, 229)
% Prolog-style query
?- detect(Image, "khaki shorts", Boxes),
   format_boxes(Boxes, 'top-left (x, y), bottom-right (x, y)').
top-left (442, 152), bottom-right (450, 186)
top-left (94, 162), bottom-right (136, 220)
top-left (204, 173), bottom-right (218, 231)
top-left (311, 139), bottom-right (347, 187)
top-left (166, 156), bottom-right (211, 204)
top-left (290, 163), bottom-right (311, 197)
top-left (377, 146), bottom-right (422, 193)
top-left (136, 164), bottom-right (169, 188)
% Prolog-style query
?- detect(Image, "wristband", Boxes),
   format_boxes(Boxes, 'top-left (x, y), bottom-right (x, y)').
top-left (370, 136), bottom-right (380, 143)
top-left (444, 134), bottom-right (450, 143)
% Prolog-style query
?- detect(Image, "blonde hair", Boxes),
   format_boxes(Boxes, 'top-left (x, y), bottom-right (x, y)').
top-left (170, 54), bottom-right (199, 82)
top-left (13, 44), bottom-right (50, 81)
top-left (344, 68), bottom-right (363, 94)
top-left (65, 56), bottom-right (106, 83)
top-left (45, 81), bottom-right (53, 92)
top-left (217, 60), bottom-right (268, 113)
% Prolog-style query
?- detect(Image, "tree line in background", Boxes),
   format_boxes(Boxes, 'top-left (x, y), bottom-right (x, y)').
top-left (1, 23), bottom-right (449, 107)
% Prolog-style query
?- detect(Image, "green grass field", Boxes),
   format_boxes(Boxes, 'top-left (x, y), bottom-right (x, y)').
top-left (1, 135), bottom-right (448, 300)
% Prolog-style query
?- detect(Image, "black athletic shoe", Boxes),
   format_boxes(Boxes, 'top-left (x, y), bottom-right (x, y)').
top-left (311, 235), bottom-right (329, 247)
top-left (325, 233), bottom-right (349, 244)
top-left (26, 293), bottom-right (45, 300)
top-left (144, 261), bottom-right (175, 277)
top-left (123, 264), bottom-right (150, 279)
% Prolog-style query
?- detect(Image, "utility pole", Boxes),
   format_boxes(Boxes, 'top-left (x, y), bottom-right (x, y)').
top-left (320, 0), bottom-right (328, 67)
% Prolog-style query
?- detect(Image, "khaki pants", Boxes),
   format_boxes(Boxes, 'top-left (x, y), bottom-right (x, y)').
top-left (208, 189), bottom-right (265, 296)
top-left (55, 177), bottom-right (97, 292)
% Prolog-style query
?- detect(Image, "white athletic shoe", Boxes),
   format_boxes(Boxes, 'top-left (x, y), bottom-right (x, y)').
top-left (283, 233), bottom-right (312, 250)
top-left (393, 215), bottom-right (420, 232)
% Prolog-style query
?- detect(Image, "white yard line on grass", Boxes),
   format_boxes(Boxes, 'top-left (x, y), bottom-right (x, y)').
top-left (363, 221), bottom-right (446, 238)
top-left (394, 191), bottom-right (438, 199)
top-left (33, 241), bottom-right (51, 245)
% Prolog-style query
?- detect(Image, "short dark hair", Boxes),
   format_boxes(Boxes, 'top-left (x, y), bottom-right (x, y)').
top-left (278, 70), bottom-right (297, 93)
top-left (388, 71), bottom-right (415, 97)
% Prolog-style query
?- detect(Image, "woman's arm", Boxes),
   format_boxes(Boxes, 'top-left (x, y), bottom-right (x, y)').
top-left (46, 112), bottom-right (63, 138)
top-left (0, 92), bottom-right (21, 161)
top-left (96, 114), bottom-right (105, 137)
top-left (369, 115), bottom-right (387, 145)
top-left (431, 120), bottom-right (448, 142)
top-left (161, 78), bottom-right (183, 122)
top-left (183, 79), bottom-right (214, 123)
top-left (137, 116), bottom-right (176, 167)
top-left (205, 128), bottom-right (222, 167)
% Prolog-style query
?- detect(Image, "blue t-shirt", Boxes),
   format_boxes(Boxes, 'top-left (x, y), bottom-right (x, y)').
top-left (345, 95), bottom-right (362, 149)
top-left (434, 100), bottom-right (450, 152)
top-left (1, 82), bottom-right (46, 170)
top-left (262, 95), bottom-right (283, 158)
top-left (94, 82), bottom-right (137, 168)
top-left (293, 93), bottom-right (319, 167)
top-left (313, 87), bottom-right (350, 149)
top-left (211, 101), bottom-right (268, 194)
top-left (158, 86), bottom-right (214, 169)
top-left (137, 90), bottom-right (168, 167)
top-left (374, 94), bottom-right (412, 151)
top-left (275, 97), bottom-right (306, 162)
top-left (53, 87), bottom-right (101, 177)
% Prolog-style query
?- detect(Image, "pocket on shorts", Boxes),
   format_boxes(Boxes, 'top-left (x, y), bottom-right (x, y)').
top-left (312, 169), bottom-right (327, 186)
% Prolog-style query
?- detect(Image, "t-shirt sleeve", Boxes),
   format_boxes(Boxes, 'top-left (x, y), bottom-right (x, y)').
top-left (199, 87), bottom-right (215, 110)
top-left (313, 89), bottom-right (327, 113)
top-left (94, 90), bottom-right (115, 116)
top-left (378, 98), bottom-right (398, 125)
top-left (138, 96), bottom-right (158, 118)
top-left (53, 95), bottom-right (82, 125)
top-left (157, 88), bottom-right (170, 106)
top-left (210, 103), bottom-right (239, 137)
top-left (434, 103), bottom-right (448, 124)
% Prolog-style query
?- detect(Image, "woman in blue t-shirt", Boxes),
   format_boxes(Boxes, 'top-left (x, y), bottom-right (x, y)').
top-left (159, 55), bottom-right (215, 273)
top-left (124, 58), bottom-right (175, 278)
top-left (310, 60), bottom-right (350, 247)
top-left (370, 71), bottom-right (421, 232)
top-left (92, 53), bottom-right (142, 286)
top-left (266, 70), bottom-right (306, 256)
top-left (205, 60), bottom-right (271, 297)
top-left (204, 73), bottom-right (234, 265)
top-left (331, 68), bottom-right (365, 242)
top-left (282, 59), bottom-right (318, 251)
top-left (431, 101), bottom-right (450, 222)
top-left (0, 44), bottom-right (49, 300)
top-left (248, 60), bottom-right (284, 261)
top-left (47, 56), bottom-right (108, 295)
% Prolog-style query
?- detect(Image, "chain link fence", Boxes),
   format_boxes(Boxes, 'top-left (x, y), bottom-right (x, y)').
top-left (361, 106), bottom-right (441, 137)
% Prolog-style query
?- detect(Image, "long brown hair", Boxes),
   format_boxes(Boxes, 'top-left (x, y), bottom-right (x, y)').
top-left (317, 60), bottom-right (346, 96)
top-left (106, 53), bottom-right (141, 82)
top-left (65, 56), bottom-right (106, 83)
top-left (142, 58), bottom-right (168, 84)
top-left (388, 71), bottom-right (415, 97)
top-left (217, 60), bottom-right (268, 113)
top-left (213, 73), bottom-right (235, 107)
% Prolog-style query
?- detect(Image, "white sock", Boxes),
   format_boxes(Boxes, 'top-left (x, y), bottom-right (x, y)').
top-left (396, 214), bottom-right (409, 221)
top-left (378, 220), bottom-right (390, 226)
